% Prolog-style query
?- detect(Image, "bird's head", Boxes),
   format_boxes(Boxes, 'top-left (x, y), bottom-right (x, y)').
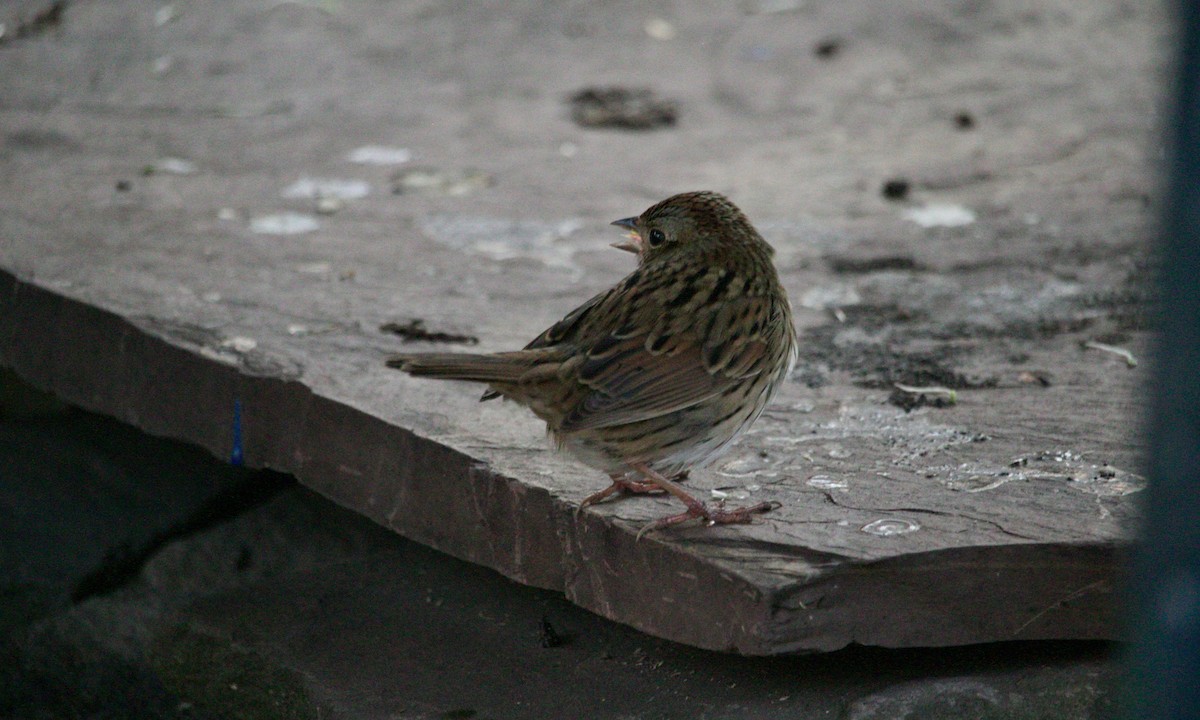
top-left (609, 190), bottom-right (768, 263)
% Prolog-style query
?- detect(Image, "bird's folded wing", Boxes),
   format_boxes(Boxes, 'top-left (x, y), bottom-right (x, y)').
top-left (559, 296), bottom-right (773, 432)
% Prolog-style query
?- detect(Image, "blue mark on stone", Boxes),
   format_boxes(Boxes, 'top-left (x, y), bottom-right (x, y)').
top-left (231, 399), bottom-right (244, 467)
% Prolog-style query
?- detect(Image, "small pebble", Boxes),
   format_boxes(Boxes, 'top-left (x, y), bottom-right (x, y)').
top-left (221, 336), bottom-right (257, 353)
top-left (881, 178), bottom-right (910, 201)
top-left (154, 5), bottom-right (176, 26)
top-left (296, 261), bottom-right (332, 274)
top-left (814, 38), bottom-right (841, 59)
top-left (281, 177), bottom-right (370, 200)
top-left (903, 202), bottom-right (976, 228)
top-left (392, 167), bottom-right (493, 197)
top-left (346, 145), bottom-right (412, 165)
top-left (315, 196), bottom-right (344, 215)
top-left (155, 157), bottom-right (198, 175)
top-left (249, 213), bottom-right (319, 235)
top-left (644, 18), bottom-right (676, 41)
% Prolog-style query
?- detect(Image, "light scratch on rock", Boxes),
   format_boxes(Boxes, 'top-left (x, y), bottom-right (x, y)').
top-left (1014, 579), bottom-right (1109, 636)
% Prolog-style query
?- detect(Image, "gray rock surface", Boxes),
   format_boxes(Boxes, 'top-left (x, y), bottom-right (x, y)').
top-left (0, 0), bottom-right (1163, 652)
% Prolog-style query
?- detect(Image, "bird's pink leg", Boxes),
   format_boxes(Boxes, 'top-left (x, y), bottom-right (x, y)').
top-left (629, 462), bottom-right (776, 538)
top-left (577, 471), bottom-right (693, 512)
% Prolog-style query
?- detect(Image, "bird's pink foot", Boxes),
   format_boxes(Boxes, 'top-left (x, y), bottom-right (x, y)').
top-left (578, 477), bottom-right (665, 512)
top-left (636, 500), bottom-right (779, 540)
top-left (578, 472), bottom-right (690, 512)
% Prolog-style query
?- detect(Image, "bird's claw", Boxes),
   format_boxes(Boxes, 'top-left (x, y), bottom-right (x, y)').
top-left (635, 500), bottom-right (778, 540)
top-left (576, 477), bottom-right (668, 516)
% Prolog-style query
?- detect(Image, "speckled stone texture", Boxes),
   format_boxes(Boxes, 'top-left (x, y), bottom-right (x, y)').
top-left (0, 0), bottom-right (1162, 653)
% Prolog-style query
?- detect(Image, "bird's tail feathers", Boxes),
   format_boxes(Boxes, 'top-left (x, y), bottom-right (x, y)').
top-left (386, 352), bottom-right (534, 384)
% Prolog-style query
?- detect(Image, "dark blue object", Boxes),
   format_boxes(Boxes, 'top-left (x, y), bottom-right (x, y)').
top-left (230, 399), bottom-right (244, 467)
top-left (1122, 2), bottom-right (1200, 717)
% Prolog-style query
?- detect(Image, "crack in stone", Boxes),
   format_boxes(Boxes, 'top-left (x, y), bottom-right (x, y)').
top-left (819, 492), bottom-right (1038, 541)
top-left (70, 470), bottom-right (293, 603)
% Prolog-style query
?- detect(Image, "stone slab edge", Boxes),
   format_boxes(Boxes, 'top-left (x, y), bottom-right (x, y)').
top-left (0, 268), bottom-right (1120, 654)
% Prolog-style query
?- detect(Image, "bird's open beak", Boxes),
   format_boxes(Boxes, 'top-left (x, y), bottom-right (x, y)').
top-left (610, 216), bottom-right (641, 254)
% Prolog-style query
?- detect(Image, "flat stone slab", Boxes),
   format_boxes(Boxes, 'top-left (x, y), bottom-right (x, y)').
top-left (0, 0), bottom-right (1161, 653)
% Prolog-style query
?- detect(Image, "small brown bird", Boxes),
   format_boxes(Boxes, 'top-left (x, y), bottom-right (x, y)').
top-left (387, 191), bottom-right (797, 534)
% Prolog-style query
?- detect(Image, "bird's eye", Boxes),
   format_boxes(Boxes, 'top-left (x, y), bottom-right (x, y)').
top-left (647, 229), bottom-right (667, 247)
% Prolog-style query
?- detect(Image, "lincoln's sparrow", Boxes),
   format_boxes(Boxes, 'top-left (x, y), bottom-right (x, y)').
top-left (387, 191), bottom-right (797, 534)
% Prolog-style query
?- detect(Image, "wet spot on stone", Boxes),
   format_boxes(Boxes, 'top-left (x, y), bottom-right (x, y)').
top-left (862, 518), bottom-right (920, 536)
